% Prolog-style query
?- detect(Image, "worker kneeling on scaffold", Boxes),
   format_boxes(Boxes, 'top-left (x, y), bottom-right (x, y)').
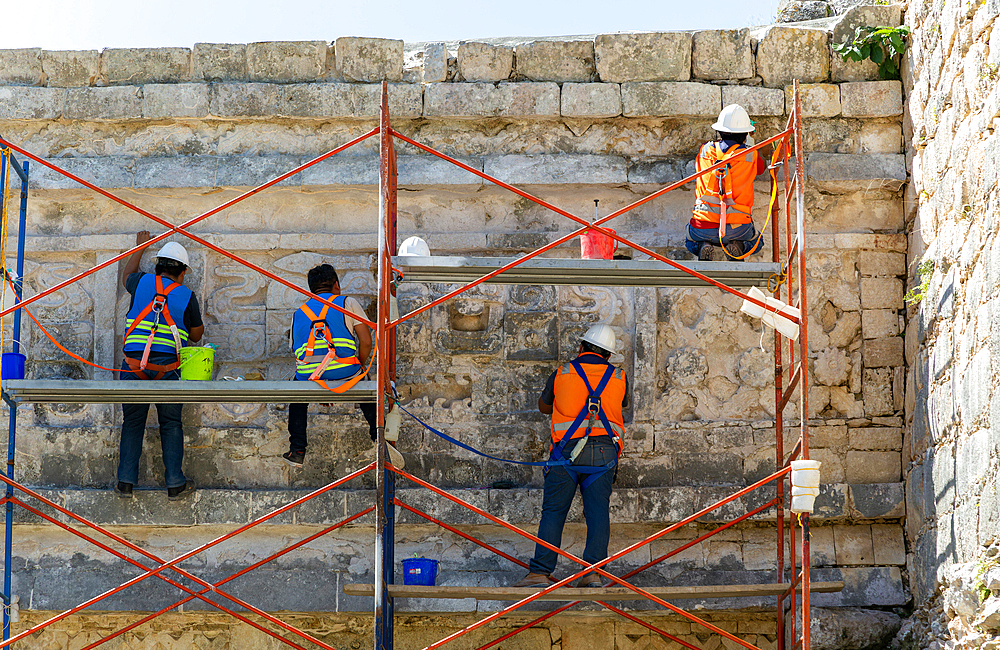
top-left (285, 264), bottom-right (402, 469)
top-left (115, 231), bottom-right (204, 501)
top-left (686, 104), bottom-right (769, 262)
top-left (515, 324), bottom-right (628, 589)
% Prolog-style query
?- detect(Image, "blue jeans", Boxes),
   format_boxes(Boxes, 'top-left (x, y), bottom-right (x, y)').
top-left (528, 436), bottom-right (617, 576)
top-left (685, 222), bottom-right (764, 256)
top-left (117, 353), bottom-right (187, 489)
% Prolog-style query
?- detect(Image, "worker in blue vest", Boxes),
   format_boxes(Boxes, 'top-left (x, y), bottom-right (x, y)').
top-left (286, 264), bottom-right (403, 468)
top-left (116, 231), bottom-right (204, 501)
top-left (514, 324), bottom-right (628, 589)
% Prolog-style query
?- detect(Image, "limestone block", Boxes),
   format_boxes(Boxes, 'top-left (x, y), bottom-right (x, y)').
top-left (300, 157), bottom-right (378, 185)
top-left (142, 83), bottom-right (210, 119)
top-left (41, 50), bottom-right (98, 87)
top-left (841, 81), bottom-right (904, 118)
top-left (849, 483), bottom-right (905, 518)
top-left (860, 277), bottom-right (904, 310)
top-left (776, 1), bottom-right (830, 22)
top-left (788, 83), bottom-right (840, 117)
top-left (831, 5), bottom-right (903, 82)
top-left (423, 82), bottom-right (559, 118)
top-left (134, 157), bottom-right (219, 188)
top-left (560, 83), bottom-right (621, 118)
top-left (833, 524), bottom-right (874, 565)
top-left (808, 526), bottom-right (837, 565)
top-left (483, 154), bottom-right (626, 185)
top-left (209, 82), bottom-right (281, 117)
top-left (423, 43), bottom-right (449, 83)
top-left (621, 82), bottom-right (720, 117)
top-left (755, 26), bottom-right (829, 87)
top-left (721, 86), bottom-right (783, 116)
top-left (809, 425), bottom-right (848, 449)
top-left (515, 40), bottom-right (595, 82)
top-left (64, 86), bottom-right (142, 120)
top-left (806, 154), bottom-right (907, 193)
top-left (594, 32), bottom-right (692, 82)
top-left (692, 29), bottom-right (753, 80)
top-left (862, 310), bottom-right (899, 340)
top-left (281, 83), bottom-right (422, 118)
top-left (0, 48), bottom-right (43, 85)
top-left (334, 37), bottom-right (404, 83)
top-left (863, 337), bottom-right (904, 368)
top-left (848, 428), bottom-right (902, 451)
top-left (862, 368), bottom-right (895, 417)
top-left (28, 157), bottom-right (135, 190)
top-left (857, 251), bottom-right (905, 277)
top-left (193, 43), bottom-right (248, 81)
top-left (457, 42), bottom-right (513, 82)
top-left (627, 158), bottom-right (689, 184)
top-left (247, 41), bottom-right (327, 83)
top-left (396, 155), bottom-right (483, 185)
top-left (215, 155), bottom-right (303, 187)
top-left (846, 450), bottom-right (900, 483)
top-left (101, 48), bottom-right (191, 84)
top-left (0, 87), bottom-right (64, 119)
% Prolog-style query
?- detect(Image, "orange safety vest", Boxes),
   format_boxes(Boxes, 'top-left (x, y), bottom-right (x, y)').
top-left (692, 141), bottom-right (759, 230)
top-left (550, 361), bottom-right (627, 445)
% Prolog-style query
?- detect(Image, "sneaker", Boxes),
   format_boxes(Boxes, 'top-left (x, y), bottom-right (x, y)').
top-left (514, 572), bottom-right (552, 588)
top-left (113, 481), bottom-right (133, 499)
top-left (167, 480), bottom-right (196, 502)
top-left (723, 240), bottom-right (744, 260)
top-left (575, 572), bottom-right (606, 588)
top-left (282, 450), bottom-right (305, 468)
top-left (698, 243), bottom-right (714, 261)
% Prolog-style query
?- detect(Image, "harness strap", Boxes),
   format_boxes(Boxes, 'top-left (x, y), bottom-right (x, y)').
top-left (124, 355), bottom-right (180, 381)
top-left (298, 301), bottom-right (362, 381)
top-left (122, 275), bottom-right (183, 372)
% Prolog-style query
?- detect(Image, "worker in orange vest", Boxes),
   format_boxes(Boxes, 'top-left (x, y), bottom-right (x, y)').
top-left (686, 104), bottom-right (769, 261)
top-left (514, 324), bottom-right (628, 589)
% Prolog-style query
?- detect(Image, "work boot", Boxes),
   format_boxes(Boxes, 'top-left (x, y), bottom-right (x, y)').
top-left (575, 572), bottom-right (606, 588)
top-left (723, 240), bottom-right (744, 260)
top-left (513, 572), bottom-right (552, 588)
top-left (282, 450), bottom-right (305, 468)
top-left (698, 243), bottom-right (714, 261)
top-left (113, 481), bottom-right (133, 499)
top-left (167, 480), bottom-right (196, 501)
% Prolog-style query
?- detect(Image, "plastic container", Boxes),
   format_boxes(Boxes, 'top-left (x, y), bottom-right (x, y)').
top-left (402, 558), bottom-right (438, 586)
top-left (1, 352), bottom-right (25, 380)
top-left (790, 459), bottom-right (822, 514)
top-left (580, 228), bottom-right (618, 260)
top-left (179, 347), bottom-right (215, 380)
top-left (740, 286), bottom-right (800, 340)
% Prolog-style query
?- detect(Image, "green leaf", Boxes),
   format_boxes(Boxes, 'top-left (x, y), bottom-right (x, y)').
top-left (870, 44), bottom-right (884, 64)
top-left (860, 43), bottom-right (871, 59)
top-left (889, 33), bottom-right (905, 55)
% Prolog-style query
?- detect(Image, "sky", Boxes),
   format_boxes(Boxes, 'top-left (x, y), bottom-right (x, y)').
top-left (7, 0), bottom-right (782, 50)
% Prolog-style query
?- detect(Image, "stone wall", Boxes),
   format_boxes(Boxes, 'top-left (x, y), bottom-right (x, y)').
top-left (898, 0), bottom-right (1000, 648)
top-left (0, 11), bottom-right (912, 649)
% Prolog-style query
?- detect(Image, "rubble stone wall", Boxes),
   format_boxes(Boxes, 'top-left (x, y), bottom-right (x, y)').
top-left (0, 10), bottom-right (913, 648)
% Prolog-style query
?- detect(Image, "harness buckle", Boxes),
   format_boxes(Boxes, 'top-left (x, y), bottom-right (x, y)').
top-left (151, 295), bottom-right (167, 313)
top-left (587, 396), bottom-right (600, 413)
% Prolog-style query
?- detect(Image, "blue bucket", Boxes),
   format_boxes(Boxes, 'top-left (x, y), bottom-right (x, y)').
top-left (402, 558), bottom-right (438, 586)
top-left (1, 352), bottom-right (25, 380)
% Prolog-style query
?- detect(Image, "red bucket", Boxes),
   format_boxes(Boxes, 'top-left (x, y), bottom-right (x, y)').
top-left (580, 228), bottom-right (618, 260)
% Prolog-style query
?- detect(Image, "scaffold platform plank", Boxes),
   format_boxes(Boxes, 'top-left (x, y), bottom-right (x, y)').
top-left (342, 581), bottom-right (844, 602)
top-left (392, 256), bottom-right (780, 288)
top-left (1, 380), bottom-right (377, 404)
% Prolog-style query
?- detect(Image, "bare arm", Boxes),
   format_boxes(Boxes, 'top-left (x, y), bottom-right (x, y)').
top-left (538, 397), bottom-right (553, 415)
top-left (354, 323), bottom-right (372, 367)
top-left (121, 231), bottom-right (151, 288)
top-left (188, 324), bottom-right (204, 343)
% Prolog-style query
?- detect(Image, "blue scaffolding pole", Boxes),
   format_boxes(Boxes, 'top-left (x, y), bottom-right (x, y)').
top-left (1, 147), bottom-right (29, 643)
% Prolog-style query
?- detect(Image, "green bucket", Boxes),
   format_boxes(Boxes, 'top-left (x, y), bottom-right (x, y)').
top-left (179, 346), bottom-right (215, 380)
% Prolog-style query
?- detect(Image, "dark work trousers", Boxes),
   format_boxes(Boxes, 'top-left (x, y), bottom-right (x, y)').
top-left (685, 221), bottom-right (764, 256)
top-left (117, 352), bottom-right (187, 489)
top-left (288, 400), bottom-right (377, 453)
top-left (528, 435), bottom-right (617, 577)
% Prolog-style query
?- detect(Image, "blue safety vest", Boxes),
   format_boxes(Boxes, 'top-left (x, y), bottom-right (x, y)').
top-left (123, 274), bottom-right (193, 356)
top-left (291, 294), bottom-right (361, 381)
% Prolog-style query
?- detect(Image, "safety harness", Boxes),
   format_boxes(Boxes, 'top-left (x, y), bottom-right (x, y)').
top-left (295, 297), bottom-right (367, 394)
top-left (121, 275), bottom-right (183, 380)
top-left (548, 361), bottom-right (623, 489)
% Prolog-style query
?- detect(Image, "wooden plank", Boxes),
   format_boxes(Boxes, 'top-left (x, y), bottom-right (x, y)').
top-left (342, 581), bottom-right (844, 602)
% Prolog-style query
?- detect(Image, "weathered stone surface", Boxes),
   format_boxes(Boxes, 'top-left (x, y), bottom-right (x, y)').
top-left (858, 251), bottom-right (905, 276)
top-left (424, 82), bottom-right (559, 118)
top-left (560, 83), bottom-right (621, 118)
top-left (193, 43), bottom-right (248, 81)
top-left (334, 37), bottom-right (404, 83)
top-left (515, 40), bottom-right (595, 82)
top-left (755, 26), bottom-right (830, 87)
top-left (862, 310), bottom-right (900, 339)
top-left (790, 83), bottom-right (841, 117)
top-left (457, 42), bottom-right (512, 82)
top-left (621, 82), bottom-right (720, 117)
top-left (247, 41), bottom-right (327, 83)
top-left (142, 83), bottom-right (210, 119)
top-left (863, 337), bottom-right (904, 367)
top-left (871, 523), bottom-right (906, 564)
top-left (483, 154), bottom-right (626, 185)
top-left (849, 427), bottom-right (902, 450)
top-left (0, 48), bottom-right (43, 85)
top-left (834, 524), bottom-right (874, 564)
top-left (850, 482), bottom-right (905, 518)
top-left (806, 154), bottom-right (907, 193)
top-left (422, 43), bottom-right (449, 83)
top-left (721, 86), bottom-right (784, 116)
top-left (594, 32), bottom-right (692, 83)
top-left (692, 29), bottom-right (754, 80)
top-left (846, 451), bottom-right (901, 483)
top-left (860, 277), bottom-right (904, 310)
top-left (776, 1), bottom-right (830, 22)
top-left (100, 48), bottom-right (191, 84)
top-left (0, 87), bottom-right (65, 119)
top-left (830, 5), bottom-right (903, 82)
top-left (811, 567), bottom-right (908, 606)
top-left (41, 50), bottom-right (98, 87)
top-left (64, 86), bottom-right (142, 120)
top-left (801, 607), bottom-right (902, 650)
top-left (841, 81), bottom-right (904, 118)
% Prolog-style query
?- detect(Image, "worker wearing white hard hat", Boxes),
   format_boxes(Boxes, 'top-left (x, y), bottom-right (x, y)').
top-left (514, 324), bottom-right (629, 589)
top-left (115, 231), bottom-right (204, 501)
top-left (686, 104), bottom-right (770, 262)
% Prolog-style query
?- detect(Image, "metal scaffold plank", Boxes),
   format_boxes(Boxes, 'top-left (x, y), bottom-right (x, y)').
top-left (392, 256), bottom-right (780, 288)
top-left (1, 380), bottom-right (377, 404)
top-left (343, 581), bottom-right (844, 602)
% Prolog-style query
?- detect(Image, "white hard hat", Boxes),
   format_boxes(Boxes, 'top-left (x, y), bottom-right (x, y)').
top-left (712, 104), bottom-right (754, 134)
top-left (156, 241), bottom-right (189, 267)
top-left (398, 236), bottom-right (430, 257)
top-left (581, 324), bottom-right (616, 354)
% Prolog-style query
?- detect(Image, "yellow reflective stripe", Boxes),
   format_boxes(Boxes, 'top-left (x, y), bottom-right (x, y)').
top-left (295, 339), bottom-right (356, 358)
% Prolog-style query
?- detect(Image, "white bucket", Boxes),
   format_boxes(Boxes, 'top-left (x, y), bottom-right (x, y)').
top-left (792, 485), bottom-right (820, 497)
top-left (790, 459), bottom-right (822, 514)
top-left (740, 286), bottom-right (800, 340)
top-left (791, 495), bottom-right (816, 513)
